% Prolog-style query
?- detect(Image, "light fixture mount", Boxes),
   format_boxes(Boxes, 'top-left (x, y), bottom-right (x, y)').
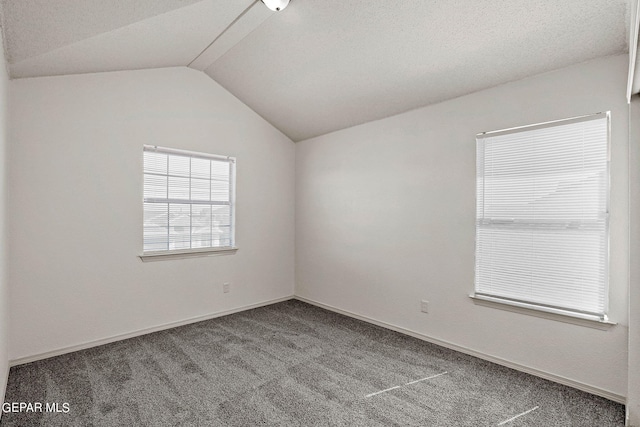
top-left (261, 0), bottom-right (290, 12)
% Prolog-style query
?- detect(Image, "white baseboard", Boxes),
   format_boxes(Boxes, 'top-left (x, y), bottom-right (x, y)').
top-left (8, 293), bottom-right (626, 405)
top-left (10, 295), bottom-right (295, 367)
top-left (294, 296), bottom-right (626, 405)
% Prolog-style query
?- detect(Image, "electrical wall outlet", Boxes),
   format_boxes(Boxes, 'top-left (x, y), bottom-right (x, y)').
top-left (223, 282), bottom-right (230, 293)
top-left (421, 300), bottom-right (429, 313)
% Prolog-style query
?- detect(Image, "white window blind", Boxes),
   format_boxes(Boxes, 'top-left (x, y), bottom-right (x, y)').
top-left (143, 145), bottom-right (235, 254)
top-left (474, 113), bottom-right (609, 321)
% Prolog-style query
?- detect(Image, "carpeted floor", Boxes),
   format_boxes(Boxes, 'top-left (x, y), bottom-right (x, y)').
top-left (1, 300), bottom-right (626, 426)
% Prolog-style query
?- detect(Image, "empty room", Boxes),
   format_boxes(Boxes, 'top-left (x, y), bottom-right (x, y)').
top-left (0, 0), bottom-right (639, 426)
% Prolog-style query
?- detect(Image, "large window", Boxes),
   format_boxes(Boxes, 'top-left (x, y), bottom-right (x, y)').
top-left (474, 113), bottom-right (609, 322)
top-left (143, 146), bottom-right (236, 255)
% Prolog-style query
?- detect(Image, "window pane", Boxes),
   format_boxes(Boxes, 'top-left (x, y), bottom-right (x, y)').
top-left (144, 151), bottom-right (167, 174)
top-left (191, 177), bottom-right (210, 201)
top-left (191, 205), bottom-right (212, 248)
top-left (168, 177), bottom-right (190, 200)
top-left (212, 205), bottom-right (231, 228)
top-left (211, 180), bottom-right (229, 202)
top-left (169, 203), bottom-right (191, 250)
top-left (212, 160), bottom-right (229, 181)
top-left (476, 227), bottom-right (606, 313)
top-left (143, 146), bottom-right (235, 253)
top-left (475, 114), bottom-right (608, 317)
top-left (143, 203), bottom-right (168, 251)
top-left (168, 155), bottom-right (190, 177)
top-left (191, 158), bottom-right (210, 179)
top-left (213, 225), bottom-right (232, 247)
top-left (144, 174), bottom-right (167, 199)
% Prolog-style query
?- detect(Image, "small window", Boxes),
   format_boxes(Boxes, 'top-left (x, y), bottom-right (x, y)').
top-left (143, 145), bottom-right (236, 255)
top-left (474, 113), bottom-right (609, 322)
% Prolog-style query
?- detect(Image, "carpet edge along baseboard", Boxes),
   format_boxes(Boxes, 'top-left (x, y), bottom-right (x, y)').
top-left (9, 295), bottom-right (295, 367)
top-left (293, 295), bottom-right (626, 405)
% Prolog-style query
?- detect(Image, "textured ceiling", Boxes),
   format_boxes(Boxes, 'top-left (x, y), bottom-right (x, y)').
top-left (0, 0), bottom-right (261, 78)
top-left (0, 0), bottom-right (632, 141)
top-left (207, 0), bottom-right (630, 141)
top-left (1, 0), bottom-right (207, 63)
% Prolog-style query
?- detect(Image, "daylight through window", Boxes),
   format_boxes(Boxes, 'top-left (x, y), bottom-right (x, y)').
top-left (474, 113), bottom-right (609, 321)
top-left (143, 146), bottom-right (235, 254)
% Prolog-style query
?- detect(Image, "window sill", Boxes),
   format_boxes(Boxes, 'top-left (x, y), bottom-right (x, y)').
top-left (139, 247), bottom-right (238, 262)
top-left (469, 294), bottom-right (616, 331)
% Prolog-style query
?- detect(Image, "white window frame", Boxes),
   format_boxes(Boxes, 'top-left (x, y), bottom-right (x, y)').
top-left (140, 145), bottom-right (237, 261)
top-left (471, 113), bottom-right (612, 325)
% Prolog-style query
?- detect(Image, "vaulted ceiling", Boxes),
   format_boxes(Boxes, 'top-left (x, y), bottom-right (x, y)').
top-left (0, 0), bottom-right (631, 141)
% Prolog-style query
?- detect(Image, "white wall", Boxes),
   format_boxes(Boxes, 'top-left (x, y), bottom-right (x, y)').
top-left (0, 28), bottom-right (10, 414)
top-left (296, 54), bottom-right (629, 399)
top-left (4, 50), bottom-right (631, 413)
top-left (8, 67), bottom-right (295, 361)
top-left (628, 96), bottom-right (640, 426)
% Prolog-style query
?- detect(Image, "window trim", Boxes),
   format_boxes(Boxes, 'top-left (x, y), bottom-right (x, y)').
top-left (472, 112), bottom-right (611, 324)
top-left (468, 294), bottom-right (616, 330)
top-left (138, 246), bottom-right (238, 262)
top-left (141, 145), bottom-right (237, 259)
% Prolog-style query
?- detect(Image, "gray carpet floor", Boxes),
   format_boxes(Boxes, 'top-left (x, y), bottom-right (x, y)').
top-left (1, 299), bottom-right (626, 426)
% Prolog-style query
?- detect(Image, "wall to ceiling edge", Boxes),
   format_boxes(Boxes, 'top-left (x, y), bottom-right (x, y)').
top-left (295, 54), bottom-right (630, 400)
top-left (7, 66), bottom-right (296, 362)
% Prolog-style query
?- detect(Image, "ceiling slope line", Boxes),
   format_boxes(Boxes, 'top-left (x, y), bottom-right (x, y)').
top-left (199, 6), bottom-right (275, 74)
top-left (628, 0), bottom-right (640, 102)
top-left (6, 0), bottom-right (250, 79)
top-left (2, 0), bottom-right (209, 65)
top-left (188, 0), bottom-right (262, 70)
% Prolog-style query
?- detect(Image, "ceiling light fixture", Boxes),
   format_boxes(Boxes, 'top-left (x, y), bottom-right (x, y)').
top-left (261, 0), bottom-right (290, 12)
